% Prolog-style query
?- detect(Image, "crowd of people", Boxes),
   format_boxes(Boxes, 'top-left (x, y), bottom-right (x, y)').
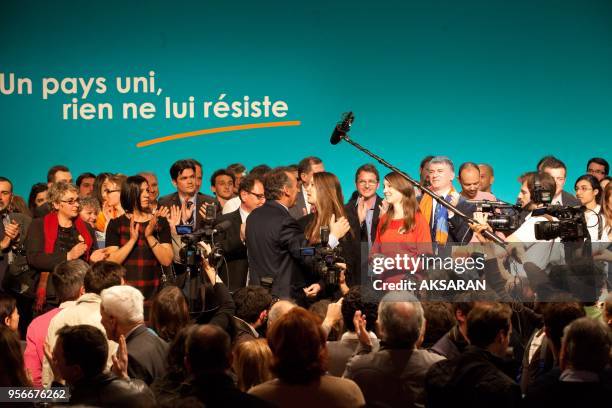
top-left (0, 154), bottom-right (611, 407)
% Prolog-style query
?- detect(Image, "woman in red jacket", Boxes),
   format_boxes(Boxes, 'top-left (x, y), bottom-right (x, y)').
top-left (372, 172), bottom-right (432, 283)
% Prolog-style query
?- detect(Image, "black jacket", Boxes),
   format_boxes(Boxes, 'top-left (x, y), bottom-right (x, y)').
top-left (426, 345), bottom-right (521, 408)
top-left (345, 194), bottom-right (384, 244)
top-left (68, 372), bottom-right (155, 408)
top-left (126, 324), bottom-right (169, 385)
top-left (216, 208), bottom-right (248, 291)
top-left (246, 200), bottom-right (308, 298)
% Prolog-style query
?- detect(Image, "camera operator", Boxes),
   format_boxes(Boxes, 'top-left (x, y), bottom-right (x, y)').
top-left (0, 177), bottom-right (32, 335)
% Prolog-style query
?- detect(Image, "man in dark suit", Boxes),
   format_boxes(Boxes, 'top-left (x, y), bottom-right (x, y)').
top-left (246, 167), bottom-right (308, 298)
top-left (288, 156), bottom-right (324, 219)
top-left (215, 175), bottom-right (266, 291)
top-left (345, 164), bottom-right (384, 248)
top-left (100, 285), bottom-right (168, 385)
top-left (538, 156), bottom-right (580, 206)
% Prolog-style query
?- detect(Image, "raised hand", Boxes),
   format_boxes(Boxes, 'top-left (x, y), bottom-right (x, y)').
top-left (329, 214), bottom-right (350, 240)
top-left (357, 197), bottom-right (367, 224)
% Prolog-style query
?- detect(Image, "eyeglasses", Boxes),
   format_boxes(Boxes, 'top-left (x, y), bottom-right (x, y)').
top-left (60, 199), bottom-right (80, 206)
top-left (358, 180), bottom-right (378, 186)
top-left (247, 191), bottom-right (266, 200)
top-left (574, 187), bottom-right (593, 192)
top-left (588, 169), bottom-right (606, 175)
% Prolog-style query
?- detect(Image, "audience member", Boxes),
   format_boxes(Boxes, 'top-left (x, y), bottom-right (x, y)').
top-left (210, 168), bottom-right (236, 209)
top-left (249, 307), bottom-right (365, 407)
top-left (233, 338), bottom-right (274, 392)
top-left (150, 285), bottom-right (190, 342)
top-left (233, 286), bottom-right (272, 344)
top-left (101, 284), bottom-right (168, 385)
top-left (28, 182), bottom-right (48, 215)
top-left (421, 301), bottom-right (454, 349)
top-left (289, 156), bottom-right (325, 219)
top-left (76, 172), bottom-right (96, 198)
top-left (0, 325), bottom-right (31, 386)
top-left (0, 292), bottom-right (19, 332)
top-left (586, 157), bottom-right (609, 181)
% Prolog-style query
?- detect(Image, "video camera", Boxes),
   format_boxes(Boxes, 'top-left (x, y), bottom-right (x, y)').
top-left (300, 226), bottom-right (344, 287)
top-left (467, 200), bottom-right (521, 233)
top-left (532, 205), bottom-right (588, 242)
top-left (175, 203), bottom-right (228, 267)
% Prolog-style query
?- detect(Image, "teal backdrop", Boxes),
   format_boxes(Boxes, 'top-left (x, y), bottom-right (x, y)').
top-left (1, 0), bottom-right (611, 203)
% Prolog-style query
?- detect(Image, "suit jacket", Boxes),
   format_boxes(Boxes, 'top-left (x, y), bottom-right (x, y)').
top-left (216, 209), bottom-right (248, 291)
top-left (327, 334), bottom-right (380, 377)
top-left (560, 190), bottom-right (580, 207)
top-left (126, 324), bottom-right (169, 385)
top-left (69, 372), bottom-right (156, 408)
top-left (288, 185), bottom-right (308, 219)
top-left (346, 195), bottom-right (384, 244)
top-left (344, 345), bottom-right (445, 408)
top-left (246, 200), bottom-right (308, 298)
top-left (158, 192), bottom-right (217, 230)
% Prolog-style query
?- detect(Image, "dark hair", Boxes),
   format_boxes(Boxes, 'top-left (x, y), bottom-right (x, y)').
top-left (0, 326), bottom-right (30, 386)
top-left (233, 286), bottom-right (273, 324)
top-left (226, 163), bottom-right (246, 175)
top-left (28, 182), bottom-right (47, 213)
top-left (238, 174), bottom-right (262, 195)
top-left (120, 175), bottom-right (148, 213)
top-left (56, 325), bottom-right (108, 379)
top-left (458, 162), bottom-right (480, 177)
top-left (562, 317), bottom-right (611, 372)
top-left (538, 156), bottom-right (567, 171)
top-left (264, 167), bottom-right (293, 201)
top-left (0, 176), bottom-right (13, 192)
top-left (84, 261), bottom-right (125, 294)
top-left (169, 159), bottom-right (196, 181)
top-left (47, 165), bottom-right (70, 183)
top-left (574, 174), bottom-right (602, 203)
top-left (422, 301), bottom-right (454, 348)
top-left (187, 158), bottom-right (202, 170)
top-left (587, 157), bottom-right (609, 176)
top-left (543, 301), bottom-right (585, 351)
top-left (210, 169), bottom-right (235, 187)
top-left (93, 172), bottom-right (113, 205)
top-left (354, 164), bottom-right (380, 183)
top-left (150, 286), bottom-right (190, 342)
top-left (466, 303), bottom-right (512, 348)
top-left (52, 260), bottom-right (88, 303)
top-left (267, 308), bottom-right (327, 384)
top-left (186, 324), bottom-right (232, 376)
top-left (341, 286), bottom-right (378, 333)
top-left (519, 171), bottom-right (557, 202)
top-left (76, 172), bottom-right (96, 187)
top-left (420, 155), bottom-right (435, 170)
top-left (297, 156), bottom-right (323, 178)
top-left (0, 293), bottom-right (17, 328)
top-left (250, 164), bottom-right (272, 178)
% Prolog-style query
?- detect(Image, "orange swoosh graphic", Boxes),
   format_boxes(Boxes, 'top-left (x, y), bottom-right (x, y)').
top-left (136, 120), bottom-right (301, 147)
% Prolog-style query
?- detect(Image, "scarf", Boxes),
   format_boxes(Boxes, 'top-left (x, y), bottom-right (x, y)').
top-left (43, 212), bottom-right (93, 261)
top-left (419, 188), bottom-right (454, 245)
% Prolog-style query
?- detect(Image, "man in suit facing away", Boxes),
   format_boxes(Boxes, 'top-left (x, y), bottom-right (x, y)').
top-left (246, 167), bottom-right (307, 299)
top-left (288, 156), bottom-right (324, 219)
top-left (215, 174), bottom-right (266, 291)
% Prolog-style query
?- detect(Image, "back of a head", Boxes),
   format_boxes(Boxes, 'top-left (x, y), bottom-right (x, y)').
top-left (421, 302), bottom-right (454, 348)
top-left (100, 285), bottom-right (144, 325)
top-left (186, 324), bottom-right (231, 377)
top-left (562, 317), bottom-right (611, 373)
top-left (377, 291), bottom-right (424, 348)
top-left (605, 292), bottom-right (612, 325)
top-left (233, 286), bottom-right (273, 324)
top-left (543, 302), bottom-right (586, 351)
top-left (52, 260), bottom-right (88, 303)
top-left (150, 286), bottom-right (190, 342)
top-left (267, 299), bottom-right (296, 328)
top-left (57, 325), bottom-right (108, 380)
top-left (0, 325), bottom-right (30, 386)
top-left (233, 338), bottom-right (274, 392)
top-left (267, 307), bottom-right (326, 384)
top-left (342, 286), bottom-right (378, 333)
top-left (466, 302), bottom-right (512, 348)
top-left (84, 261), bottom-right (125, 295)
top-left (264, 167), bottom-right (292, 201)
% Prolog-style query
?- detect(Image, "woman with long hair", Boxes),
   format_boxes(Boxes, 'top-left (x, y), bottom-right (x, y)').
top-left (298, 172), bottom-right (356, 300)
top-left (28, 182), bottom-right (48, 214)
top-left (574, 174), bottom-right (608, 242)
top-left (106, 175), bottom-right (173, 314)
top-left (372, 172), bottom-right (432, 283)
top-left (0, 293), bottom-right (19, 333)
top-left (233, 338), bottom-right (274, 392)
top-left (0, 326), bottom-right (31, 386)
top-left (150, 286), bottom-right (190, 342)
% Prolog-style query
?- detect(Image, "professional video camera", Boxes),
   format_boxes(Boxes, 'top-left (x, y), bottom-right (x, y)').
top-left (175, 203), bottom-right (228, 267)
top-left (301, 226), bottom-right (344, 287)
top-left (466, 200), bottom-right (521, 233)
top-left (532, 205), bottom-right (589, 242)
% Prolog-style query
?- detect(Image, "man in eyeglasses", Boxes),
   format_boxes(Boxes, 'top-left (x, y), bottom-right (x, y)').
top-left (215, 175), bottom-right (266, 291)
top-left (586, 157), bottom-right (609, 182)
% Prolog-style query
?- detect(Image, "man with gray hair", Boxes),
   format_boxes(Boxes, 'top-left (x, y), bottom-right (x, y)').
top-left (343, 291), bottom-right (444, 407)
top-left (100, 285), bottom-right (168, 385)
top-left (418, 156), bottom-right (475, 245)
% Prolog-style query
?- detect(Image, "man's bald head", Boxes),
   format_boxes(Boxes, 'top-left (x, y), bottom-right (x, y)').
top-left (268, 300), bottom-right (296, 328)
top-left (377, 292), bottom-right (424, 348)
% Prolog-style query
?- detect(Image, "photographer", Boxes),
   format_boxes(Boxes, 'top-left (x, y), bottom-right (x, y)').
top-left (297, 172), bottom-right (354, 300)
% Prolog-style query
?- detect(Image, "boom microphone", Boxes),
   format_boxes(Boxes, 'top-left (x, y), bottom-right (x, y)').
top-left (330, 112), bottom-right (354, 145)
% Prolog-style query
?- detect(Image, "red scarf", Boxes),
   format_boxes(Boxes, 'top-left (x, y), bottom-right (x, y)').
top-left (43, 212), bottom-right (93, 261)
